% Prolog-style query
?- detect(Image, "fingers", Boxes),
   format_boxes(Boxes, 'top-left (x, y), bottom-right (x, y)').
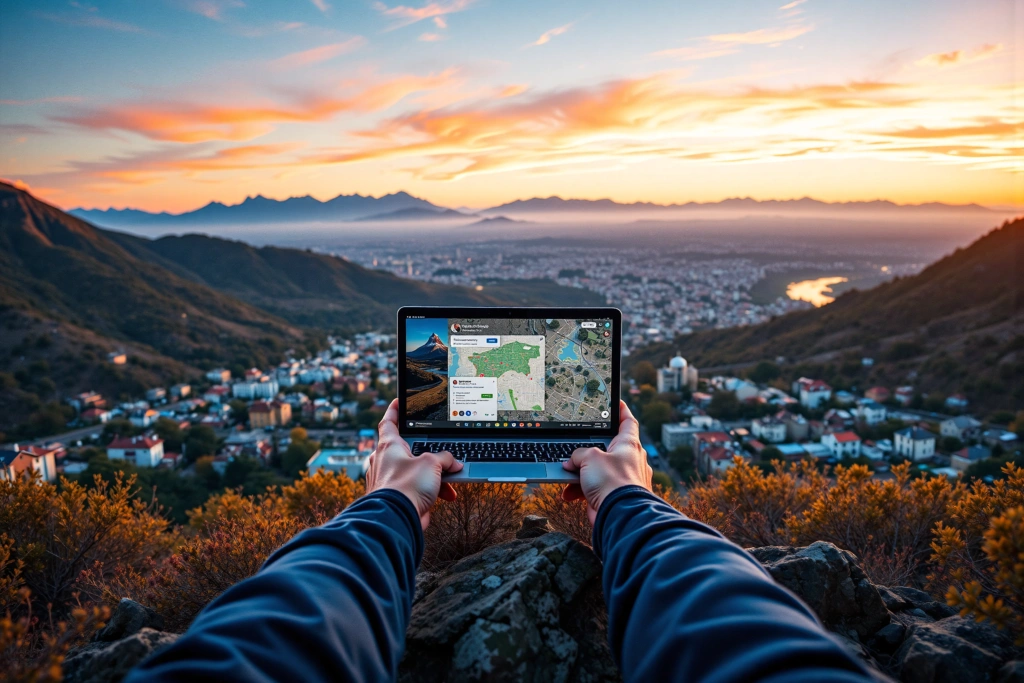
top-left (566, 446), bottom-right (599, 471)
top-left (617, 401), bottom-right (640, 438)
top-left (430, 450), bottom-right (463, 473)
top-left (561, 483), bottom-right (585, 502)
top-left (378, 399), bottom-right (401, 441)
top-left (438, 482), bottom-right (457, 501)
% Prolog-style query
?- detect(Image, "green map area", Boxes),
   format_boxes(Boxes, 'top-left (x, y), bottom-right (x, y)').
top-left (468, 342), bottom-right (540, 378)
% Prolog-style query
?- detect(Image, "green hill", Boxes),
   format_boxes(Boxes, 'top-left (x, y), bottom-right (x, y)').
top-left (627, 218), bottom-right (1024, 414)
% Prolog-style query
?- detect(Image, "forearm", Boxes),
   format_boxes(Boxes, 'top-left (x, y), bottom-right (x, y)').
top-left (127, 489), bottom-right (422, 683)
top-left (593, 486), bottom-right (873, 683)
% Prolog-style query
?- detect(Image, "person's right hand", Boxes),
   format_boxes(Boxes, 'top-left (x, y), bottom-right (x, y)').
top-left (561, 401), bottom-right (653, 525)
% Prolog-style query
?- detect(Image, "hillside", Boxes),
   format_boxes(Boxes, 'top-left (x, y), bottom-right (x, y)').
top-left (628, 218), bottom-right (1024, 413)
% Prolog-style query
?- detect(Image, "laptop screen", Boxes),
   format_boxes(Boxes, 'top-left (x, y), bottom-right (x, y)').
top-left (399, 308), bottom-right (620, 435)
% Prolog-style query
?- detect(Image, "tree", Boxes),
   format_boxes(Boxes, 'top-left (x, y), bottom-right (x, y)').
top-left (154, 417), bottom-right (184, 453)
top-left (184, 425), bottom-right (218, 463)
top-left (194, 456), bottom-right (221, 489)
top-left (749, 361), bottom-right (781, 385)
top-left (666, 446), bottom-right (695, 481)
top-left (708, 391), bottom-right (740, 420)
top-left (940, 436), bottom-right (963, 454)
top-left (641, 400), bottom-right (675, 441)
top-left (585, 378), bottom-right (601, 394)
top-left (228, 399), bottom-right (249, 425)
top-left (652, 471), bottom-right (674, 490)
top-left (283, 430), bottom-right (320, 478)
top-left (631, 361), bottom-right (657, 387)
top-left (223, 456), bottom-right (262, 489)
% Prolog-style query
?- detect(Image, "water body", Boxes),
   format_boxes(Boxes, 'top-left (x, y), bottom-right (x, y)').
top-left (557, 340), bottom-right (579, 364)
top-left (787, 276), bottom-right (849, 307)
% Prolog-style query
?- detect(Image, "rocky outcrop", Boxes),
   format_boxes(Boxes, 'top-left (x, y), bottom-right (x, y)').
top-left (64, 525), bottom-right (1021, 683)
top-left (399, 528), bottom-right (618, 682)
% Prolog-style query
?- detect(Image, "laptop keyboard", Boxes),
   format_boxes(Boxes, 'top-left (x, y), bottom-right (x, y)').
top-left (410, 441), bottom-right (598, 463)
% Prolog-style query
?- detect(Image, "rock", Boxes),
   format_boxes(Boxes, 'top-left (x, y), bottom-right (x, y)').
top-left (399, 532), bottom-right (619, 683)
top-left (63, 628), bottom-right (178, 683)
top-left (887, 587), bottom-right (958, 620)
top-left (871, 623), bottom-right (908, 653)
top-left (749, 542), bottom-right (891, 638)
top-left (997, 661), bottom-right (1024, 683)
top-left (894, 617), bottom-right (1018, 683)
top-left (878, 586), bottom-right (913, 612)
top-left (93, 598), bottom-right (164, 642)
top-left (517, 515), bottom-right (554, 539)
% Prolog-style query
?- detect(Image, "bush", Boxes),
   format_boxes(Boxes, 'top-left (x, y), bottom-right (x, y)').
top-left (527, 484), bottom-right (590, 546)
top-left (422, 483), bottom-right (525, 572)
top-left (281, 469), bottom-right (365, 524)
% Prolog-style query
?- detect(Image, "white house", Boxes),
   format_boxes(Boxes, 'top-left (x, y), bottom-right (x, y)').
top-left (945, 394), bottom-right (969, 411)
top-left (855, 399), bottom-right (887, 426)
top-left (822, 431), bottom-right (862, 459)
top-left (724, 377), bottom-right (759, 401)
top-left (751, 416), bottom-right (787, 443)
top-left (129, 409), bottom-right (159, 428)
top-left (794, 378), bottom-right (832, 409)
top-left (232, 376), bottom-right (279, 399)
top-left (107, 435), bottom-right (165, 468)
top-left (895, 427), bottom-right (936, 462)
top-left (940, 416), bottom-right (982, 441)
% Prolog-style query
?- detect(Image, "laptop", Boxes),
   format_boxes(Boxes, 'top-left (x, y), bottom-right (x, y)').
top-left (398, 306), bottom-right (622, 482)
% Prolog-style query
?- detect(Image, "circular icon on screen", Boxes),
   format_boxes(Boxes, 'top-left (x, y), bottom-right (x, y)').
top-left (452, 379), bottom-right (458, 385)
top-left (451, 323), bottom-right (461, 333)
top-left (601, 410), bottom-right (609, 418)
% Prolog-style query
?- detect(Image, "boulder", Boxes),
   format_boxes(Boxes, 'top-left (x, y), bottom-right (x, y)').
top-left (894, 617), bottom-right (1019, 683)
top-left (998, 661), bottom-right (1024, 683)
top-left (748, 542), bottom-right (891, 638)
top-left (886, 587), bottom-right (958, 620)
top-left (63, 628), bottom-right (179, 683)
top-left (93, 598), bottom-right (165, 643)
top-left (517, 515), bottom-right (555, 539)
top-left (399, 531), bottom-right (619, 683)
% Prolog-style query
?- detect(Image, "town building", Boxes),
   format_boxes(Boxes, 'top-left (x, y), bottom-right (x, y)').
top-left (107, 436), bottom-right (165, 468)
top-left (307, 448), bottom-right (370, 479)
top-left (865, 387), bottom-right (890, 403)
top-left (945, 394), bottom-right (969, 411)
top-left (822, 431), bottom-right (862, 459)
top-left (170, 383), bottom-right (191, 399)
top-left (81, 407), bottom-right (112, 424)
top-left (203, 386), bottom-right (231, 404)
top-left (206, 368), bottom-right (231, 383)
top-left (794, 378), bottom-right (832, 409)
top-left (855, 399), bottom-right (887, 426)
top-left (982, 429), bottom-right (1019, 449)
top-left (692, 432), bottom-right (743, 475)
top-left (232, 375), bottom-right (279, 400)
top-left (940, 416), bottom-right (982, 441)
top-left (656, 355), bottom-right (699, 393)
top-left (129, 408), bottom-right (159, 428)
top-left (833, 391), bottom-right (856, 406)
top-left (249, 400), bottom-right (292, 429)
top-left (951, 446), bottom-right (991, 472)
top-left (894, 386), bottom-right (915, 406)
top-left (314, 403), bottom-right (339, 423)
top-left (751, 415), bottom-right (787, 443)
top-left (108, 351), bottom-right (127, 365)
top-left (69, 391), bottom-right (104, 413)
top-left (145, 387), bottom-right (167, 403)
top-left (894, 427), bottom-right (936, 462)
top-left (0, 447), bottom-right (57, 482)
top-left (782, 412), bottom-right (809, 442)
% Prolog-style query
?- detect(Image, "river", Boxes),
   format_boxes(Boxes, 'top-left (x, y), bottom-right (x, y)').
top-left (786, 276), bottom-right (849, 307)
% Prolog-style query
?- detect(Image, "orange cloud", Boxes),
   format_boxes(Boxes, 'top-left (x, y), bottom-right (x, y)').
top-left (419, 32), bottom-right (445, 42)
top-left (373, 0), bottom-right (475, 31)
top-left (915, 43), bottom-right (1003, 67)
top-left (56, 69), bottom-right (460, 142)
top-left (527, 23), bottom-right (573, 48)
top-left (268, 37), bottom-right (366, 70)
top-left (499, 84), bottom-right (528, 98)
top-left (304, 74), bottom-right (1019, 180)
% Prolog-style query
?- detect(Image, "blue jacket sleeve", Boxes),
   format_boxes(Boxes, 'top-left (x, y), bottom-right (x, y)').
top-left (593, 486), bottom-right (876, 683)
top-left (125, 489), bottom-right (422, 683)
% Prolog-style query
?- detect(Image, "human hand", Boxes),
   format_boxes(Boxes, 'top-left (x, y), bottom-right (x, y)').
top-left (365, 400), bottom-right (464, 529)
top-left (561, 401), bottom-right (652, 525)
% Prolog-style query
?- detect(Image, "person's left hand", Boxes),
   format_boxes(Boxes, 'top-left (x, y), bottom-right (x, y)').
top-left (365, 399), bottom-right (463, 529)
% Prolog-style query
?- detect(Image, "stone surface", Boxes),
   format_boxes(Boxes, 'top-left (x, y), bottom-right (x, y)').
top-left (399, 531), bottom-right (619, 683)
top-left (517, 515), bottom-right (554, 539)
top-left (997, 661), bottom-right (1024, 683)
top-left (63, 628), bottom-right (179, 683)
top-left (748, 542), bottom-right (891, 638)
top-left (871, 623), bottom-right (908, 653)
top-left (93, 598), bottom-right (165, 643)
top-left (894, 617), bottom-right (1019, 683)
top-left (887, 587), bottom-right (958, 620)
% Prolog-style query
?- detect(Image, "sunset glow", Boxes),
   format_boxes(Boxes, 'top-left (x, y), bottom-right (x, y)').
top-left (1, 0), bottom-right (1020, 212)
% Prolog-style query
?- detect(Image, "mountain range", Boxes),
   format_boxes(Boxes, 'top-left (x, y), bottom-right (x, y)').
top-left (0, 182), bottom-right (599, 433)
top-left (69, 193), bottom-right (994, 229)
top-left (627, 217), bottom-right (1024, 414)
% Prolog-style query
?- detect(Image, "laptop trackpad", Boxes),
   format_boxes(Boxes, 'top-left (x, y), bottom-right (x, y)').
top-left (470, 463), bottom-right (545, 479)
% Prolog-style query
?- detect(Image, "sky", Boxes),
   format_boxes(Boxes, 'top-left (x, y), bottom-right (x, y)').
top-left (1, 0), bottom-right (1021, 212)
top-left (406, 316), bottom-right (449, 349)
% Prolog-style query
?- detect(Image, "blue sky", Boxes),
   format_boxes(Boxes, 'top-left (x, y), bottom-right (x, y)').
top-left (406, 316), bottom-right (448, 349)
top-left (1, 0), bottom-right (1020, 211)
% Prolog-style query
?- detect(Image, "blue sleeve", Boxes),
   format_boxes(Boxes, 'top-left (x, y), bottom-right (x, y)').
top-left (126, 489), bottom-right (422, 683)
top-left (593, 486), bottom-right (875, 683)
